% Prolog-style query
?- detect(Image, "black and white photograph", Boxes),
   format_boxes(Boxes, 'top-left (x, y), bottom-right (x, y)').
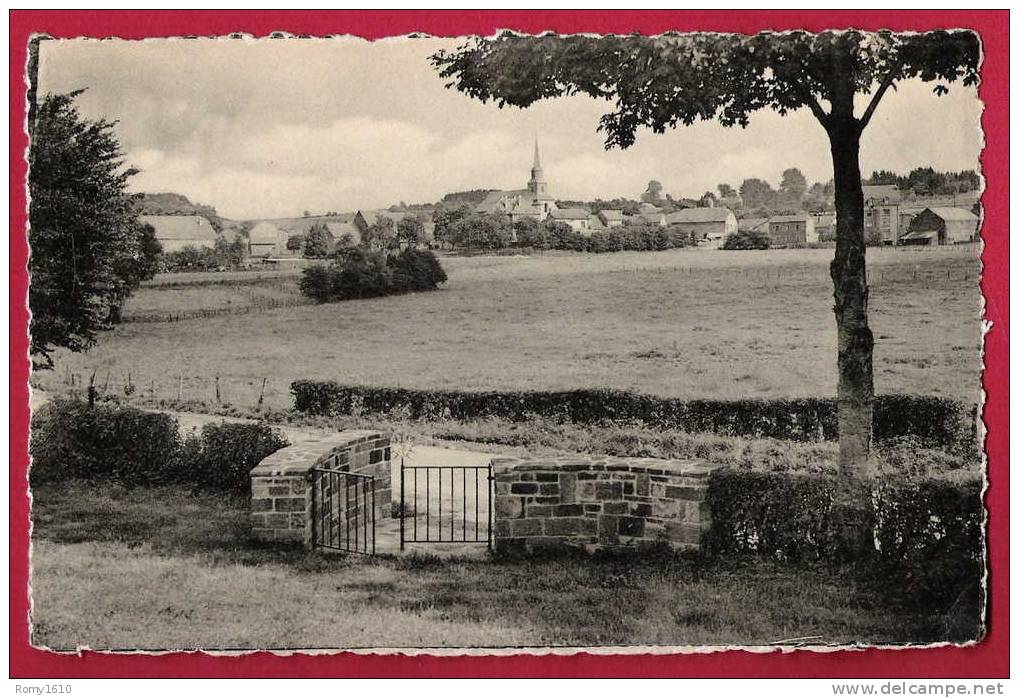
top-left (24, 26), bottom-right (987, 654)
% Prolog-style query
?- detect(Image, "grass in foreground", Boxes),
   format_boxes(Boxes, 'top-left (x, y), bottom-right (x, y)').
top-left (29, 481), bottom-right (980, 650)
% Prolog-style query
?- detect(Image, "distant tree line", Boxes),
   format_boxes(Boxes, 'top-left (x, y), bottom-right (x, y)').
top-left (866, 167), bottom-right (981, 197)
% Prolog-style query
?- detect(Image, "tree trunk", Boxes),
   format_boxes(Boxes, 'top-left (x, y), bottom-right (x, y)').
top-left (827, 117), bottom-right (875, 558)
top-left (828, 120), bottom-right (875, 480)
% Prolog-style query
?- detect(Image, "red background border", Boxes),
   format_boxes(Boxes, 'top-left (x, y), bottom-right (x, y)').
top-left (8, 10), bottom-right (1009, 678)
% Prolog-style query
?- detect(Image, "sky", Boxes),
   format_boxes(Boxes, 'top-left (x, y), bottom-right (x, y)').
top-left (36, 36), bottom-right (984, 220)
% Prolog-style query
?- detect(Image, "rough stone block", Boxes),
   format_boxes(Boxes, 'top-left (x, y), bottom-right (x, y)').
top-left (494, 519), bottom-right (512, 538)
top-left (538, 483), bottom-right (560, 496)
top-left (598, 515), bottom-right (620, 544)
top-left (275, 497), bottom-right (305, 512)
top-left (511, 482), bottom-right (538, 495)
top-left (264, 513), bottom-right (290, 528)
top-left (667, 485), bottom-right (707, 501)
top-left (635, 474), bottom-right (650, 497)
top-left (595, 481), bottom-right (623, 500)
top-left (252, 498), bottom-right (273, 512)
top-left (511, 518), bottom-right (543, 537)
top-left (559, 473), bottom-right (577, 504)
top-left (526, 504), bottom-right (553, 518)
top-left (544, 517), bottom-right (594, 536)
top-left (553, 504), bottom-right (584, 517)
top-left (536, 473), bottom-right (559, 482)
top-left (665, 521), bottom-right (704, 545)
top-left (603, 501), bottom-right (629, 515)
top-left (617, 516), bottom-right (645, 537)
top-left (495, 496), bottom-right (523, 519)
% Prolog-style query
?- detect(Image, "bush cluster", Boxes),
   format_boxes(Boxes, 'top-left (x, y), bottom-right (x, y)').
top-left (299, 247), bottom-right (447, 303)
top-left (30, 399), bottom-right (288, 492)
top-left (722, 229), bottom-right (771, 250)
top-left (161, 237), bottom-right (248, 272)
top-left (290, 382), bottom-right (977, 449)
top-left (703, 468), bottom-right (983, 614)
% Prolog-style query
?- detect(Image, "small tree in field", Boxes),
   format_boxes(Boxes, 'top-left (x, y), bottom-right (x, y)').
top-left (303, 222), bottom-right (334, 258)
top-left (432, 30), bottom-right (979, 547)
top-left (29, 91), bottom-right (159, 367)
top-left (396, 215), bottom-right (429, 248)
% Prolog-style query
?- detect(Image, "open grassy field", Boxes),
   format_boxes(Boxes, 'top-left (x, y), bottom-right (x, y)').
top-left (37, 245), bottom-right (982, 411)
top-left (30, 481), bottom-right (978, 650)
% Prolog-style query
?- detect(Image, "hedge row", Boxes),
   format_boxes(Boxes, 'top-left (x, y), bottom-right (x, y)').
top-left (30, 399), bottom-right (288, 492)
top-left (290, 382), bottom-right (977, 448)
top-left (704, 468), bottom-right (984, 611)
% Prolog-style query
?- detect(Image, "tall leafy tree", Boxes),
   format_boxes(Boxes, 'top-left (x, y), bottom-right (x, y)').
top-left (779, 167), bottom-right (809, 209)
top-left (29, 91), bottom-right (159, 367)
top-left (432, 30), bottom-right (980, 493)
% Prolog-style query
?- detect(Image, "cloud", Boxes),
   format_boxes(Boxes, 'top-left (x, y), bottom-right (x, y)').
top-left (38, 36), bottom-right (984, 218)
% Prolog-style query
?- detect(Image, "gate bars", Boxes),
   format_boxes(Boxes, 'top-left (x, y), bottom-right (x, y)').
top-left (311, 467), bottom-right (375, 555)
top-left (400, 463), bottom-right (492, 551)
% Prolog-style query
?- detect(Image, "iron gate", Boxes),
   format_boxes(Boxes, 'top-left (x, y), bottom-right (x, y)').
top-left (311, 467), bottom-right (375, 554)
top-left (400, 463), bottom-right (492, 551)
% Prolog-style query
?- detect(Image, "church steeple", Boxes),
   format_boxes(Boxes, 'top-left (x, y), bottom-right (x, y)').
top-left (528, 139), bottom-right (547, 196)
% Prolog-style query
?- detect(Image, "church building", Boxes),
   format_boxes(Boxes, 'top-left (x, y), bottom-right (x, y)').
top-left (474, 141), bottom-right (558, 222)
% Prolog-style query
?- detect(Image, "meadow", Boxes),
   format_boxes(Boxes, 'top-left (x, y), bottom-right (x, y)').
top-left (38, 245), bottom-right (982, 412)
top-left (30, 481), bottom-right (977, 650)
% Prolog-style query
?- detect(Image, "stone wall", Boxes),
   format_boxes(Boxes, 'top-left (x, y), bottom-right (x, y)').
top-left (491, 456), bottom-right (721, 554)
top-left (250, 430), bottom-right (391, 546)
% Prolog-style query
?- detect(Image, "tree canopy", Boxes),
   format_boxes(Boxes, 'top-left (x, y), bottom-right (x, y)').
top-left (29, 91), bottom-right (159, 367)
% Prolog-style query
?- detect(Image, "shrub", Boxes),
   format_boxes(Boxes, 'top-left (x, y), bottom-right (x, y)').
top-left (30, 399), bottom-right (183, 485)
top-left (722, 230), bottom-right (771, 250)
top-left (290, 382), bottom-right (977, 449)
top-left (299, 247), bottom-right (446, 303)
top-left (703, 468), bottom-right (984, 615)
top-left (30, 399), bottom-right (288, 492)
top-left (187, 421), bottom-right (289, 491)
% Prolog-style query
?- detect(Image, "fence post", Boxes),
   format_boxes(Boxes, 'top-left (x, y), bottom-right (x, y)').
top-left (87, 371), bottom-right (96, 409)
top-left (215, 376), bottom-right (221, 403)
top-left (399, 457), bottom-right (405, 552)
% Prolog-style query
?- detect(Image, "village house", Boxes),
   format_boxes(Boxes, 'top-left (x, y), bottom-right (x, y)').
top-left (596, 209), bottom-right (624, 228)
top-left (664, 207), bottom-right (737, 246)
top-left (474, 141), bottom-right (558, 223)
top-left (139, 215), bottom-right (218, 253)
top-left (899, 207), bottom-right (981, 246)
top-left (812, 212), bottom-right (837, 240)
top-left (247, 221), bottom-right (287, 257)
top-left (549, 207), bottom-right (595, 233)
top-left (767, 213), bottom-right (818, 247)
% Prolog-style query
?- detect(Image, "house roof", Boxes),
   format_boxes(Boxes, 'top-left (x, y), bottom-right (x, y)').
top-left (549, 208), bottom-right (591, 220)
top-left (900, 230), bottom-right (938, 241)
top-left (769, 214), bottom-right (811, 223)
top-left (738, 217), bottom-right (769, 232)
top-left (665, 207), bottom-right (734, 224)
top-left (139, 215), bottom-right (217, 242)
top-left (475, 190), bottom-right (525, 214)
top-left (923, 206), bottom-right (980, 222)
top-left (862, 184), bottom-right (902, 203)
top-left (248, 221), bottom-right (282, 244)
top-left (325, 221), bottom-right (360, 238)
top-left (598, 209), bottom-right (624, 222)
top-left (638, 202), bottom-right (662, 213)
